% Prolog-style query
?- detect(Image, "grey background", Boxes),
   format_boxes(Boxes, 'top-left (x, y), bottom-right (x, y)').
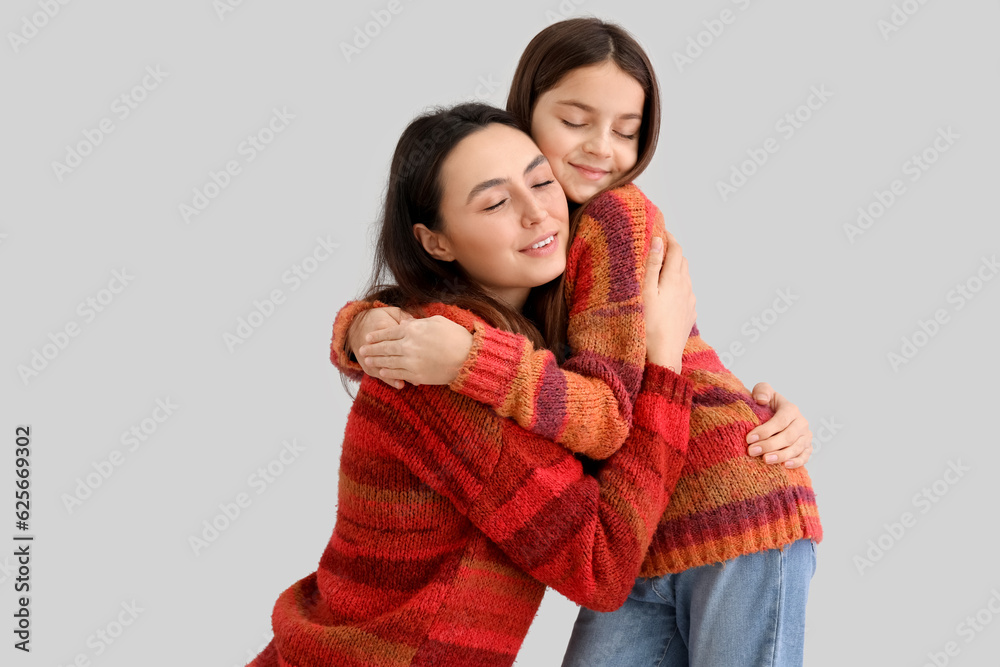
top-left (2, 0), bottom-right (998, 665)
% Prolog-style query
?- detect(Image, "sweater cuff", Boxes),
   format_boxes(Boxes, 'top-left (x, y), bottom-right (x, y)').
top-left (329, 299), bottom-right (390, 380)
top-left (641, 362), bottom-right (695, 406)
top-left (448, 320), bottom-right (529, 409)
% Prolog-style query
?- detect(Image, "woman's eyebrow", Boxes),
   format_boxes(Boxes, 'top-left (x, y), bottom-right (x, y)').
top-left (466, 154), bottom-right (549, 204)
top-left (556, 100), bottom-right (642, 121)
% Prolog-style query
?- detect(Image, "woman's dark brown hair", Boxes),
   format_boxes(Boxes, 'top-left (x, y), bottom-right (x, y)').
top-left (343, 102), bottom-right (564, 390)
top-left (506, 17), bottom-right (662, 360)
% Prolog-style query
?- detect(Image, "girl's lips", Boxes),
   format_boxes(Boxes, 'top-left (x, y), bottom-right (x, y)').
top-left (571, 163), bottom-right (610, 181)
top-left (519, 233), bottom-right (559, 258)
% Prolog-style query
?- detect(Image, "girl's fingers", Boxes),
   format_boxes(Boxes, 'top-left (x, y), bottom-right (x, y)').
top-left (357, 340), bottom-right (402, 358)
top-left (378, 367), bottom-right (414, 389)
top-left (365, 324), bottom-right (405, 344)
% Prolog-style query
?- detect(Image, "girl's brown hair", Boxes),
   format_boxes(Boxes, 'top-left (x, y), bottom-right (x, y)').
top-left (506, 17), bottom-right (662, 360)
top-left (507, 17), bottom-right (661, 192)
top-left (344, 102), bottom-right (565, 390)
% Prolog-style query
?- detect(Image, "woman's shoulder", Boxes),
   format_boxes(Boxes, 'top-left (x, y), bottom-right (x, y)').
top-left (410, 302), bottom-right (484, 332)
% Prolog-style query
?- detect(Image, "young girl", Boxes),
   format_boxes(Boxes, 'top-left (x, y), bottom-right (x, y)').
top-left (337, 17), bottom-right (822, 667)
top-left (248, 103), bottom-right (701, 667)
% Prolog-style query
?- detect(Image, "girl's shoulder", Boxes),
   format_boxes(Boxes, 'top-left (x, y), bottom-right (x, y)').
top-left (579, 182), bottom-right (660, 229)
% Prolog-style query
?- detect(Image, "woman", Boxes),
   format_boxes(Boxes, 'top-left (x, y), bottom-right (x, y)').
top-left (248, 102), bottom-right (699, 667)
top-left (336, 18), bottom-right (821, 666)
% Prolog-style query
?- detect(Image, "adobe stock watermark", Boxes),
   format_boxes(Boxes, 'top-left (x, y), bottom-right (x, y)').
top-left (544, 0), bottom-right (588, 24)
top-left (716, 85), bottom-right (833, 202)
top-left (887, 254), bottom-right (997, 372)
top-left (55, 600), bottom-right (144, 667)
top-left (178, 106), bottom-right (295, 224)
top-left (51, 65), bottom-right (169, 183)
top-left (853, 459), bottom-right (969, 575)
top-left (213, 0), bottom-right (249, 21)
top-left (188, 438), bottom-right (306, 557)
top-left (919, 588), bottom-right (1000, 667)
top-left (843, 126), bottom-right (959, 244)
top-left (877, 0), bottom-right (933, 42)
top-left (7, 0), bottom-right (73, 54)
top-left (340, 0), bottom-right (413, 63)
top-left (61, 398), bottom-right (180, 514)
top-left (716, 288), bottom-right (799, 368)
top-left (17, 268), bottom-right (135, 387)
top-left (673, 0), bottom-right (756, 73)
top-left (234, 630), bottom-right (273, 667)
top-left (809, 416), bottom-right (844, 456)
top-left (223, 235), bottom-right (340, 352)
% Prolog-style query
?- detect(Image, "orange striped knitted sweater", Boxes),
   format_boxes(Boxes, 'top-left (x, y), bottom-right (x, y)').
top-left (248, 302), bottom-right (695, 667)
top-left (332, 183), bottom-right (823, 576)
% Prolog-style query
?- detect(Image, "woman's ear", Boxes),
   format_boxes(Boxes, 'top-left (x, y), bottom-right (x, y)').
top-left (413, 224), bottom-right (455, 261)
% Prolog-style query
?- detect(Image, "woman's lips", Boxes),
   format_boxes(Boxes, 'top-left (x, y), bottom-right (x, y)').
top-left (519, 233), bottom-right (559, 258)
top-left (571, 163), bottom-right (610, 181)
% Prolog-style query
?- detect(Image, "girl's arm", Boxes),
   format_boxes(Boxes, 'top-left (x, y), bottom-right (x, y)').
top-left (372, 304), bottom-right (694, 611)
top-left (332, 185), bottom-right (667, 460)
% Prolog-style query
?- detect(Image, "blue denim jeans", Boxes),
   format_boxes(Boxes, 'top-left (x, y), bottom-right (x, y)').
top-left (560, 539), bottom-right (817, 667)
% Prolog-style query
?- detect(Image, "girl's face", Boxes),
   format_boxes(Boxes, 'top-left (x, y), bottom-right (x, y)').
top-left (414, 123), bottom-right (570, 311)
top-left (530, 61), bottom-right (645, 204)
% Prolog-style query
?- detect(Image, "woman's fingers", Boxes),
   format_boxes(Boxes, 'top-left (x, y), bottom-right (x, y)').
top-left (759, 432), bottom-right (810, 465)
top-left (750, 382), bottom-right (774, 404)
top-left (644, 237), bottom-right (664, 294)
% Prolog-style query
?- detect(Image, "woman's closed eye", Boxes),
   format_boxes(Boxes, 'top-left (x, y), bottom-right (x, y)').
top-left (483, 181), bottom-right (554, 211)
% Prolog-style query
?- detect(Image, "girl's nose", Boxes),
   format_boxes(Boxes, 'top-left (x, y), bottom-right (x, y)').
top-left (583, 130), bottom-right (612, 158)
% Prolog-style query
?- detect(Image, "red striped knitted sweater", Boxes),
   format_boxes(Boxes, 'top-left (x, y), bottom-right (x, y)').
top-left (248, 303), bottom-right (695, 667)
top-left (331, 183), bottom-right (823, 577)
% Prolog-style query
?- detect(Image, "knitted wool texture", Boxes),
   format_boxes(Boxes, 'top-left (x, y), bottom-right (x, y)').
top-left (330, 183), bottom-right (823, 577)
top-left (248, 302), bottom-right (696, 667)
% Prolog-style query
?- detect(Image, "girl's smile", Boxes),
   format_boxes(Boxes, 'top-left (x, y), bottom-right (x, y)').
top-left (530, 60), bottom-right (645, 203)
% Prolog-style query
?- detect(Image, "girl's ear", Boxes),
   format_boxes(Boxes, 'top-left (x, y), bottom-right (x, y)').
top-left (413, 224), bottom-right (455, 262)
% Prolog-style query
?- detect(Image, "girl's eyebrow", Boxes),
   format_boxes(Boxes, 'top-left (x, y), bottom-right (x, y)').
top-left (466, 154), bottom-right (549, 204)
top-left (556, 100), bottom-right (642, 121)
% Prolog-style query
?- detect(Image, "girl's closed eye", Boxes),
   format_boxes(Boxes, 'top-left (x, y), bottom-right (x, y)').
top-left (561, 120), bottom-right (584, 128)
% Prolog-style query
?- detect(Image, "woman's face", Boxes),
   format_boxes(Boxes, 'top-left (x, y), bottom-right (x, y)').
top-left (529, 61), bottom-right (645, 204)
top-left (415, 123), bottom-right (570, 311)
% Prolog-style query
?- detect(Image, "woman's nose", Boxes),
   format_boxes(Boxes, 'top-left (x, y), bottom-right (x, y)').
top-left (521, 197), bottom-right (547, 226)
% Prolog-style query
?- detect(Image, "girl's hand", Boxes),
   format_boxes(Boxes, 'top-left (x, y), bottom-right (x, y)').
top-left (643, 231), bottom-right (697, 372)
top-left (356, 315), bottom-right (474, 388)
top-left (745, 383), bottom-right (814, 468)
top-left (347, 307), bottom-right (415, 387)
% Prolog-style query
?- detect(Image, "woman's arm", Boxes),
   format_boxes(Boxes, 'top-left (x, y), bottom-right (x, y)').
top-left (374, 325), bottom-right (695, 612)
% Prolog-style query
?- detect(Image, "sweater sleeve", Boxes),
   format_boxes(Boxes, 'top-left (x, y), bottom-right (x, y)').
top-left (329, 299), bottom-right (392, 382)
top-left (391, 358), bottom-right (695, 613)
top-left (328, 185), bottom-right (669, 461)
top-left (446, 184), bottom-right (668, 460)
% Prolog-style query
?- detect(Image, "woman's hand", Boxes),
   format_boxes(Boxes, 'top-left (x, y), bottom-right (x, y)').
top-left (643, 231), bottom-right (697, 372)
top-left (356, 315), bottom-right (474, 388)
top-left (745, 383), bottom-right (814, 469)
